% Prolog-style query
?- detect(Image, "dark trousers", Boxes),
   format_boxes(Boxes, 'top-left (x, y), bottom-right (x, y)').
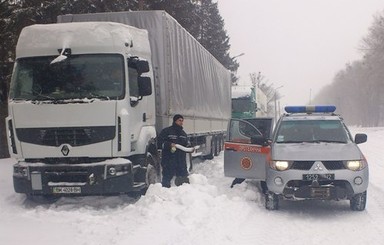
top-left (161, 160), bottom-right (188, 188)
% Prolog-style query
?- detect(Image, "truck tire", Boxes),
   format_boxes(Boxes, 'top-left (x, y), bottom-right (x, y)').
top-left (145, 152), bottom-right (161, 186)
top-left (350, 191), bottom-right (367, 211)
top-left (265, 191), bottom-right (279, 210)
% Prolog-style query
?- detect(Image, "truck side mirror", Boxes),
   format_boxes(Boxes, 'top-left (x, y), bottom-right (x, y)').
top-left (136, 60), bottom-right (150, 74)
top-left (354, 133), bottom-right (367, 144)
top-left (138, 76), bottom-right (152, 96)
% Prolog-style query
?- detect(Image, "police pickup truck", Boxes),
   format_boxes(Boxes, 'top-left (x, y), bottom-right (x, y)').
top-left (224, 106), bottom-right (368, 211)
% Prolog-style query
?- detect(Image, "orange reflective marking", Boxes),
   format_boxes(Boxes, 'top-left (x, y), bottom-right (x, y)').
top-left (225, 142), bottom-right (270, 154)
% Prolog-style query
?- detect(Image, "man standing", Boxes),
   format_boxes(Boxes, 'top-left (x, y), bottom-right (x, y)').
top-left (158, 114), bottom-right (189, 187)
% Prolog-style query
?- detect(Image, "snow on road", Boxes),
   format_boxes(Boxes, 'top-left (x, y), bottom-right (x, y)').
top-left (1, 127), bottom-right (384, 245)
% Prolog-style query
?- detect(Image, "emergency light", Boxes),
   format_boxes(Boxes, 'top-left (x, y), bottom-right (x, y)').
top-left (284, 105), bottom-right (336, 113)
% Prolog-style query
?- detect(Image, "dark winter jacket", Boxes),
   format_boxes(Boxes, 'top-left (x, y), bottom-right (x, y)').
top-left (157, 123), bottom-right (189, 175)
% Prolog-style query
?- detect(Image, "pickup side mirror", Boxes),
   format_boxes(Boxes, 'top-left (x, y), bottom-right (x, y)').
top-left (251, 135), bottom-right (269, 146)
top-left (354, 133), bottom-right (367, 144)
top-left (138, 76), bottom-right (152, 96)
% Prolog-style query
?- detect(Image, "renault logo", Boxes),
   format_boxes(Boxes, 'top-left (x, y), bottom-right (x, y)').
top-left (314, 163), bottom-right (323, 171)
top-left (61, 145), bottom-right (70, 156)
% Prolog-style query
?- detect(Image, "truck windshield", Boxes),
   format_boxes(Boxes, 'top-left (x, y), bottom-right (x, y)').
top-left (9, 54), bottom-right (125, 101)
top-left (275, 120), bottom-right (350, 143)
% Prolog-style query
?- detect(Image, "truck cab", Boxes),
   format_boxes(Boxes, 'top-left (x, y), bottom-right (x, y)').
top-left (7, 22), bottom-right (159, 197)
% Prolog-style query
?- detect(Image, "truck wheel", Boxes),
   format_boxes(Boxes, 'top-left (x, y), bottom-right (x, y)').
top-left (350, 191), bottom-right (367, 211)
top-left (265, 192), bottom-right (279, 210)
top-left (145, 152), bottom-right (161, 186)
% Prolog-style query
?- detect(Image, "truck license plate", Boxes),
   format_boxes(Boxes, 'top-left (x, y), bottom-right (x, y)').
top-left (52, 187), bottom-right (81, 194)
top-left (303, 174), bottom-right (334, 181)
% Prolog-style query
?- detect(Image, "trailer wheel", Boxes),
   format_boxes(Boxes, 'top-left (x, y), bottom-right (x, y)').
top-left (214, 136), bottom-right (219, 156)
top-left (204, 139), bottom-right (214, 160)
top-left (218, 135), bottom-right (223, 153)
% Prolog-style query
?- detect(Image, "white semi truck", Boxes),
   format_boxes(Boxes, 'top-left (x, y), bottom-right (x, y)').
top-left (6, 11), bottom-right (231, 197)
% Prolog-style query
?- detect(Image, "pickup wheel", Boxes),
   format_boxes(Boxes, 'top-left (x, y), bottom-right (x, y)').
top-left (265, 191), bottom-right (279, 210)
top-left (350, 191), bottom-right (367, 211)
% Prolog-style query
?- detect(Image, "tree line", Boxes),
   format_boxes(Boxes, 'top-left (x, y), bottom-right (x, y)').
top-left (0, 0), bottom-right (239, 158)
top-left (313, 10), bottom-right (384, 127)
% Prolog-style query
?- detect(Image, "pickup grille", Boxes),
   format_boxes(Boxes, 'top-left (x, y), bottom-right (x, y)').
top-left (291, 161), bottom-right (314, 170)
top-left (16, 126), bottom-right (115, 146)
top-left (322, 161), bottom-right (345, 170)
top-left (290, 161), bottom-right (345, 170)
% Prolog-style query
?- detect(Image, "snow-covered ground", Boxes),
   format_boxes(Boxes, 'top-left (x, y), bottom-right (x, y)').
top-left (1, 127), bottom-right (384, 245)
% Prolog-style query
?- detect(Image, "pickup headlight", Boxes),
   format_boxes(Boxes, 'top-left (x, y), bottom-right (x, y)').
top-left (345, 159), bottom-right (367, 171)
top-left (270, 160), bottom-right (290, 171)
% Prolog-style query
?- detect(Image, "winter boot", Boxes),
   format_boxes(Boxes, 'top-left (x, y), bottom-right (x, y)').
top-left (175, 176), bottom-right (190, 186)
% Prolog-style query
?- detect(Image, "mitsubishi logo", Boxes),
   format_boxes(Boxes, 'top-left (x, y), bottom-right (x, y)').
top-left (61, 145), bottom-right (70, 156)
top-left (314, 163), bottom-right (323, 171)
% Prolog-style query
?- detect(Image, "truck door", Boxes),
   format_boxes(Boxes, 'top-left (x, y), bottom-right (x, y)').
top-left (224, 118), bottom-right (272, 180)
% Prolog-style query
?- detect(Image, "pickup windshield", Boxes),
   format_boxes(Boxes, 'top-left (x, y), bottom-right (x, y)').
top-left (9, 54), bottom-right (125, 101)
top-left (275, 120), bottom-right (350, 144)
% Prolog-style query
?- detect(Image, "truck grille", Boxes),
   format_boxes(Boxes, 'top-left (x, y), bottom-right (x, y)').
top-left (16, 126), bottom-right (115, 146)
top-left (290, 161), bottom-right (345, 170)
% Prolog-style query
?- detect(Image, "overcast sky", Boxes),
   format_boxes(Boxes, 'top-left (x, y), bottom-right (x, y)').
top-left (217, 0), bottom-right (384, 107)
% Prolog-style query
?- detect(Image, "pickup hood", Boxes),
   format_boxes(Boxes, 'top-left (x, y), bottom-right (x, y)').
top-left (271, 142), bottom-right (363, 161)
top-left (11, 100), bottom-right (116, 128)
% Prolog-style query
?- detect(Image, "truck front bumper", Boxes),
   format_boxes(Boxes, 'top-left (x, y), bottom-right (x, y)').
top-left (13, 159), bottom-right (141, 196)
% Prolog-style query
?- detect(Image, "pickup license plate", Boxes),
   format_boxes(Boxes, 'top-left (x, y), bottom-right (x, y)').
top-left (52, 187), bottom-right (81, 194)
top-left (303, 174), bottom-right (334, 181)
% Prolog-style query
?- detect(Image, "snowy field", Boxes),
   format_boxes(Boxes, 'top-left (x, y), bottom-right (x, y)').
top-left (1, 127), bottom-right (384, 245)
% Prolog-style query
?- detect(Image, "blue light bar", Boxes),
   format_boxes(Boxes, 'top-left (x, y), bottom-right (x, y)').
top-left (285, 105), bottom-right (336, 113)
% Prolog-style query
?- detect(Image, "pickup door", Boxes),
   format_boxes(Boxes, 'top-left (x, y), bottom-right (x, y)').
top-left (224, 118), bottom-right (273, 180)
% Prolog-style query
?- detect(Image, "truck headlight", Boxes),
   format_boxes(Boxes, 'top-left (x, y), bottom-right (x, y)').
top-left (271, 161), bottom-right (290, 171)
top-left (346, 160), bottom-right (367, 171)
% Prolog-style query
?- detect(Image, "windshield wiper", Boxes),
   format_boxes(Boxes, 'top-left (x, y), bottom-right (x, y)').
top-left (276, 140), bottom-right (303, 144)
top-left (87, 93), bottom-right (111, 100)
top-left (316, 139), bottom-right (347, 144)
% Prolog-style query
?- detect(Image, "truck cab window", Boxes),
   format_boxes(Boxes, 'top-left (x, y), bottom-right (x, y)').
top-left (9, 54), bottom-right (125, 101)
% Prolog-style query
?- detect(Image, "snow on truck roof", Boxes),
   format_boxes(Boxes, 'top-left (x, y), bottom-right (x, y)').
top-left (16, 22), bottom-right (149, 58)
top-left (231, 86), bottom-right (252, 99)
